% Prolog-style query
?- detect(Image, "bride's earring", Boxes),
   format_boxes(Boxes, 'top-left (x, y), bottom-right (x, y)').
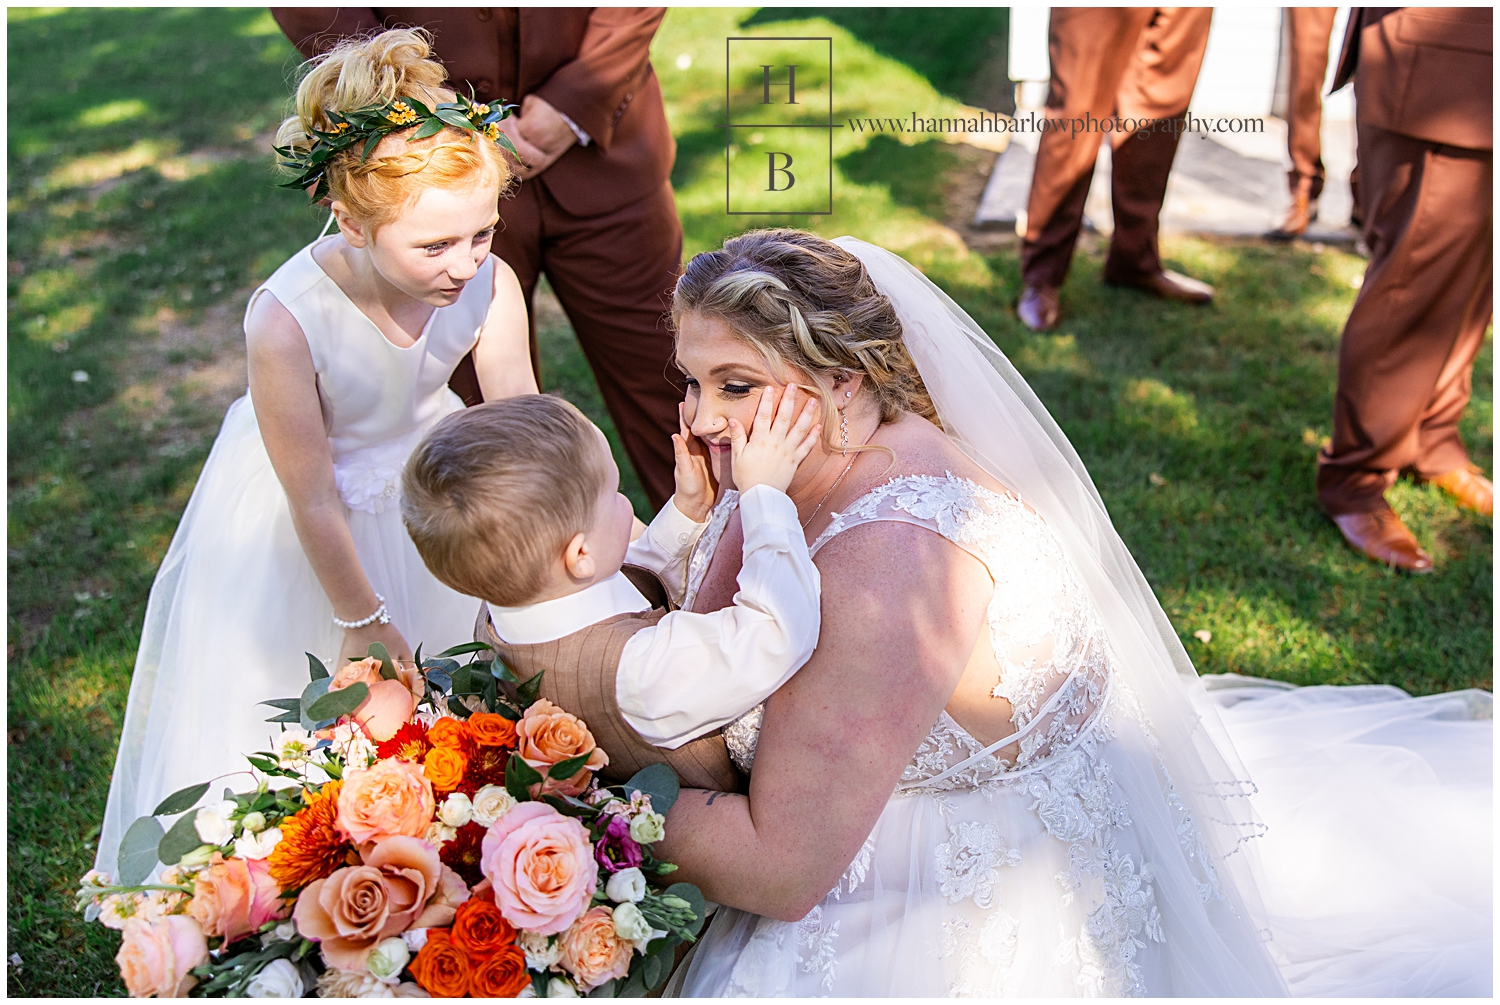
top-left (840, 409), bottom-right (849, 454)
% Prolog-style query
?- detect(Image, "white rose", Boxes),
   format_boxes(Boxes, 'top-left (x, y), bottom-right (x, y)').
top-left (628, 811), bottom-right (665, 845)
top-left (234, 826), bottom-right (283, 861)
top-left (546, 977), bottom-right (580, 998)
top-left (402, 928), bottom-right (430, 953)
top-left (517, 930), bottom-right (563, 970)
top-left (610, 902), bottom-right (655, 943)
top-left (470, 785), bottom-right (516, 827)
top-left (245, 958), bottom-right (306, 998)
top-left (604, 867), bottom-right (646, 904)
top-left (193, 801), bottom-right (237, 846)
top-left (437, 793), bottom-right (473, 828)
top-left (317, 968), bottom-right (396, 998)
top-left (425, 822), bottom-right (457, 847)
top-left (366, 937), bottom-right (411, 984)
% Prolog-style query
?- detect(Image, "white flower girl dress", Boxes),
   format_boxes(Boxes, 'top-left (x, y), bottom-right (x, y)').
top-left (96, 238), bottom-right (491, 875)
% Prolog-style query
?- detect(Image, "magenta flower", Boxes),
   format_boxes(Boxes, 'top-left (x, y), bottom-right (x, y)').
top-left (594, 815), bottom-right (642, 874)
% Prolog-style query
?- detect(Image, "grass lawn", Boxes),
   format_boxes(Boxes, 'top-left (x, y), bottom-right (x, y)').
top-left (7, 7), bottom-right (1490, 997)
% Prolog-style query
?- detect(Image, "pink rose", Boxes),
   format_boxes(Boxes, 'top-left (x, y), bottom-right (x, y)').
top-left (293, 835), bottom-right (444, 971)
top-left (560, 907), bottom-right (633, 990)
top-left (337, 758), bottom-right (435, 845)
top-left (329, 658), bottom-right (418, 743)
top-left (480, 802), bottom-right (596, 935)
top-left (116, 916), bottom-right (209, 998)
top-left (186, 854), bottom-right (288, 944)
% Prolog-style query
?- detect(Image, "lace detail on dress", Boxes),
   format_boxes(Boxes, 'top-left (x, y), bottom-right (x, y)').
top-left (935, 820), bottom-right (1022, 907)
top-left (724, 702), bottom-right (763, 776)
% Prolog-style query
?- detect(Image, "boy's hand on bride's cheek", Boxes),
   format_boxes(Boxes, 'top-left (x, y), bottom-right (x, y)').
top-left (672, 402), bottom-right (716, 522)
top-left (728, 385), bottom-right (822, 494)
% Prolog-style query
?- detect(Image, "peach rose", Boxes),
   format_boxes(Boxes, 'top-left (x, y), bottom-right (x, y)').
top-left (293, 835), bottom-right (442, 971)
top-left (559, 907), bottom-right (632, 991)
top-left (187, 854), bottom-right (288, 944)
top-left (516, 700), bottom-right (608, 797)
top-left (480, 802), bottom-right (596, 935)
top-left (337, 759), bottom-right (435, 845)
top-left (116, 916), bottom-right (209, 998)
top-left (423, 746), bottom-right (468, 793)
top-left (412, 863), bottom-right (472, 930)
top-left (329, 658), bottom-right (419, 743)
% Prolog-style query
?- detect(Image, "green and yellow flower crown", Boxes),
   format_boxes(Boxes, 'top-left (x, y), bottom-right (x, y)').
top-left (275, 92), bottom-right (518, 202)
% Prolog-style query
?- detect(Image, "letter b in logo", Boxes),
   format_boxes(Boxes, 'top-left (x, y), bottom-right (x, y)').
top-left (766, 153), bottom-right (795, 191)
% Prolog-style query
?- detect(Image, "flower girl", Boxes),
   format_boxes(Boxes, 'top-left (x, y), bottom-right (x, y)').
top-left (96, 29), bottom-right (535, 875)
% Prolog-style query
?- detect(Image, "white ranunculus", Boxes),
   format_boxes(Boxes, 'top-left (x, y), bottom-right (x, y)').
top-left (546, 977), bottom-right (580, 998)
top-left (517, 930), bottom-right (563, 970)
top-left (437, 793), bottom-right (473, 828)
top-left (234, 826), bottom-right (282, 861)
top-left (610, 902), bottom-right (655, 943)
top-left (245, 959), bottom-right (306, 998)
top-left (194, 801), bottom-right (238, 845)
top-left (273, 726), bottom-right (314, 768)
top-left (402, 928), bottom-right (430, 953)
top-left (317, 968), bottom-right (396, 998)
top-left (628, 811), bottom-right (666, 845)
top-left (366, 937), bottom-right (411, 984)
top-left (470, 785), bottom-right (517, 827)
top-left (604, 867), bottom-right (646, 904)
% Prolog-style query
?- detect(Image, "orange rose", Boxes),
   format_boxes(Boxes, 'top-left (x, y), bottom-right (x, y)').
top-left (470, 944), bottom-right (531, 997)
top-left (517, 700), bottom-right (608, 797)
top-left (468, 712), bottom-right (518, 748)
top-left (427, 717), bottom-right (471, 751)
top-left (410, 928), bottom-right (471, 998)
top-left (559, 906), bottom-right (632, 991)
top-left (424, 746), bottom-right (468, 792)
top-left (336, 759), bottom-right (435, 846)
top-left (451, 897), bottom-right (516, 957)
top-left (116, 916), bottom-right (208, 998)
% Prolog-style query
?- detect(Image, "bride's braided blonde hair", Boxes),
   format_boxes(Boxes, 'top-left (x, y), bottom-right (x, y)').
top-left (672, 230), bottom-right (939, 447)
top-left (275, 28), bottom-right (510, 231)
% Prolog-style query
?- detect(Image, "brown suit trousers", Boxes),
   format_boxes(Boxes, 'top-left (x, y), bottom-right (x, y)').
top-left (1316, 8), bottom-right (1493, 515)
top-left (272, 8), bottom-right (684, 508)
top-left (1284, 7), bottom-right (1338, 199)
top-left (1022, 7), bottom-right (1213, 289)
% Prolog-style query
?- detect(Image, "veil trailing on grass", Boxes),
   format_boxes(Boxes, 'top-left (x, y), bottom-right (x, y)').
top-left (832, 236), bottom-right (1277, 929)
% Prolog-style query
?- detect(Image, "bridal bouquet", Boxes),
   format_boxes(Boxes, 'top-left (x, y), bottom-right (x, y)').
top-left (76, 643), bottom-right (704, 998)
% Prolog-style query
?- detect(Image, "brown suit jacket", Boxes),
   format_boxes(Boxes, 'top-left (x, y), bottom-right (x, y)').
top-left (270, 7), bottom-right (676, 216)
top-left (1332, 7), bottom-right (1492, 151)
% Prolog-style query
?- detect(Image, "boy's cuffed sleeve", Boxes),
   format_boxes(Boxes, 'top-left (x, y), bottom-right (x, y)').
top-left (616, 484), bottom-right (821, 748)
top-left (624, 494), bottom-right (709, 606)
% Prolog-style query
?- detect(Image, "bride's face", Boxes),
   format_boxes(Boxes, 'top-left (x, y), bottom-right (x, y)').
top-left (675, 311), bottom-right (828, 485)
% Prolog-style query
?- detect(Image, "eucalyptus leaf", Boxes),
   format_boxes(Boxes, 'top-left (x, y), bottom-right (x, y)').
top-left (367, 642), bottom-right (397, 680)
top-left (641, 951), bottom-right (666, 991)
top-left (434, 641), bottom-right (493, 658)
top-left (624, 763), bottom-right (680, 816)
top-left (157, 811), bottom-right (204, 866)
top-left (306, 652), bottom-right (329, 681)
top-left (265, 710), bottom-right (301, 724)
top-left (305, 681), bottom-right (368, 722)
top-left (587, 977), bottom-right (618, 998)
top-left (117, 816), bottom-right (166, 886)
top-left (299, 677), bottom-right (332, 732)
top-left (151, 782), bottom-right (209, 817)
top-left (258, 698), bottom-right (302, 712)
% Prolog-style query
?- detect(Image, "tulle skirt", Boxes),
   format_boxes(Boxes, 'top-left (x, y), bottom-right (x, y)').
top-left (95, 396), bottom-right (480, 876)
top-left (678, 678), bottom-right (1491, 997)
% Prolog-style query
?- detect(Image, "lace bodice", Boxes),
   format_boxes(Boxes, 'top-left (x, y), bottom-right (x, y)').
top-left (699, 474), bottom-right (1114, 788)
top-left (244, 238), bottom-right (494, 513)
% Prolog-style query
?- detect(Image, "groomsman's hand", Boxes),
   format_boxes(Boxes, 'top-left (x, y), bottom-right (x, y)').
top-left (728, 386), bottom-right (821, 494)
top-left (499, 95), bottom-right (578, 180)
top-left (672, 402), bottom-right (716, 522)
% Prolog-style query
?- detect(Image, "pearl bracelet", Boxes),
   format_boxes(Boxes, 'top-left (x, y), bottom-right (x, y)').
top-left (333, 593), bottom-right (391, 630)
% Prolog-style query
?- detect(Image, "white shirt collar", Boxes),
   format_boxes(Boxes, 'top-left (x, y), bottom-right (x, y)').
top-left (487, 571), bottom-right (651, 645)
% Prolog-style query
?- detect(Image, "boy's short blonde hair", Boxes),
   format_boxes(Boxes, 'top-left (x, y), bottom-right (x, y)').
top-left (402, 395), bottom-right (610, 607)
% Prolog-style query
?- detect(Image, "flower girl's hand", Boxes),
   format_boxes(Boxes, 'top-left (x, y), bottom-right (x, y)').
top-left (672, 402), bottom-right (717, 522)
top-left (728, 386), bottom-right (822, 494)
top-left (338, 623), bottom-right (413, 665)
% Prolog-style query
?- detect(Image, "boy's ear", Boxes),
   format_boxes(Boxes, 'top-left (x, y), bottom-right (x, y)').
top-left (561, 531), bottom-right (595, 583)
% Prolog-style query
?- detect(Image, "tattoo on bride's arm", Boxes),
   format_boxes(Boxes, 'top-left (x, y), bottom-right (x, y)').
top-left (705, 790), bottom-right (730, 806)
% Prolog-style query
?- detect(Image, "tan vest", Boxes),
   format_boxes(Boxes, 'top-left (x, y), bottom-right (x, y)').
top-left (473, 567), bottom-right (745, 794)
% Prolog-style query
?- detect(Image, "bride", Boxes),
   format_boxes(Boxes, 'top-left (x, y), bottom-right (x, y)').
top-left (653, 230), bottom-right (1491, 997)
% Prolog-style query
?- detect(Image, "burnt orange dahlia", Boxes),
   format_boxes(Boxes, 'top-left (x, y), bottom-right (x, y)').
top-left (266, 781), bottom-right (351, 891)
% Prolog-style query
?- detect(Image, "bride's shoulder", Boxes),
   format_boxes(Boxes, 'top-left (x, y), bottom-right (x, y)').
top-left (870, 413), bottom-right (1008, 497)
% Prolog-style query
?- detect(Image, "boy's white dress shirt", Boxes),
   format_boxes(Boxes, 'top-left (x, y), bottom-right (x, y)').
top-left (487, 484), bottom-right (820, 749)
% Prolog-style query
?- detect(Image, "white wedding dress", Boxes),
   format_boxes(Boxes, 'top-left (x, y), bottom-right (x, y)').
top-left (95, 238), bottom-right (489, 876)
top-left (676, 481), bottom-right (1491, 998)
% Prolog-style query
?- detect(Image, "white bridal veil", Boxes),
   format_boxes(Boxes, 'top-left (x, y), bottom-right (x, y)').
top-left (832, 236), bottom-right (1275, 925)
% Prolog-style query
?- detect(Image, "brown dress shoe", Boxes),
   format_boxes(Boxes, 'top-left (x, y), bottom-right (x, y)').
top-left (1106, 270), bottom-right (1214, 304)
top-left (1331, 508), bottom-right (1434, 573)
top-left (1426, 465), bottom-right (1493, 516)
top-left (1267, 193), bottom-right (1319, 241)
top-left (1017, 284), bottom-right (1060, 332)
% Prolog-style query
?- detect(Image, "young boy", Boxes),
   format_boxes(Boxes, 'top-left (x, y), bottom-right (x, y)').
top-left (401, 389), bottom-right (823, 791)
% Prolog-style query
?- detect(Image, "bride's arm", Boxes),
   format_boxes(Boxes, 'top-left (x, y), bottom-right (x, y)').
top-left (653, 521), bottom-right (992, 922)
top-left (245, 292), bottom-right (412, 662)
top-left (472, 255), bottom-right (538, 401)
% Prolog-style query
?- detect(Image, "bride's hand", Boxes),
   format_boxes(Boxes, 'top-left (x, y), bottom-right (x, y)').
top-left (672, 402), bottom-right (717, 522)
top-left (728, 385), bottom-right (822, 494)
top-left (338, 622), bottom-right (413, 665)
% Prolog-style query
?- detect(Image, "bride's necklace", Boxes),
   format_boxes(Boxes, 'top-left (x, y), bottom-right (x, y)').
top-left (801, 407), bottom-right (862, 529)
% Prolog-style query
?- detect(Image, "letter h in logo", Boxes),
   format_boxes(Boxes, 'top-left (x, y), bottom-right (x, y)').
top-left (724, 37), bottom-right (833, 214)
